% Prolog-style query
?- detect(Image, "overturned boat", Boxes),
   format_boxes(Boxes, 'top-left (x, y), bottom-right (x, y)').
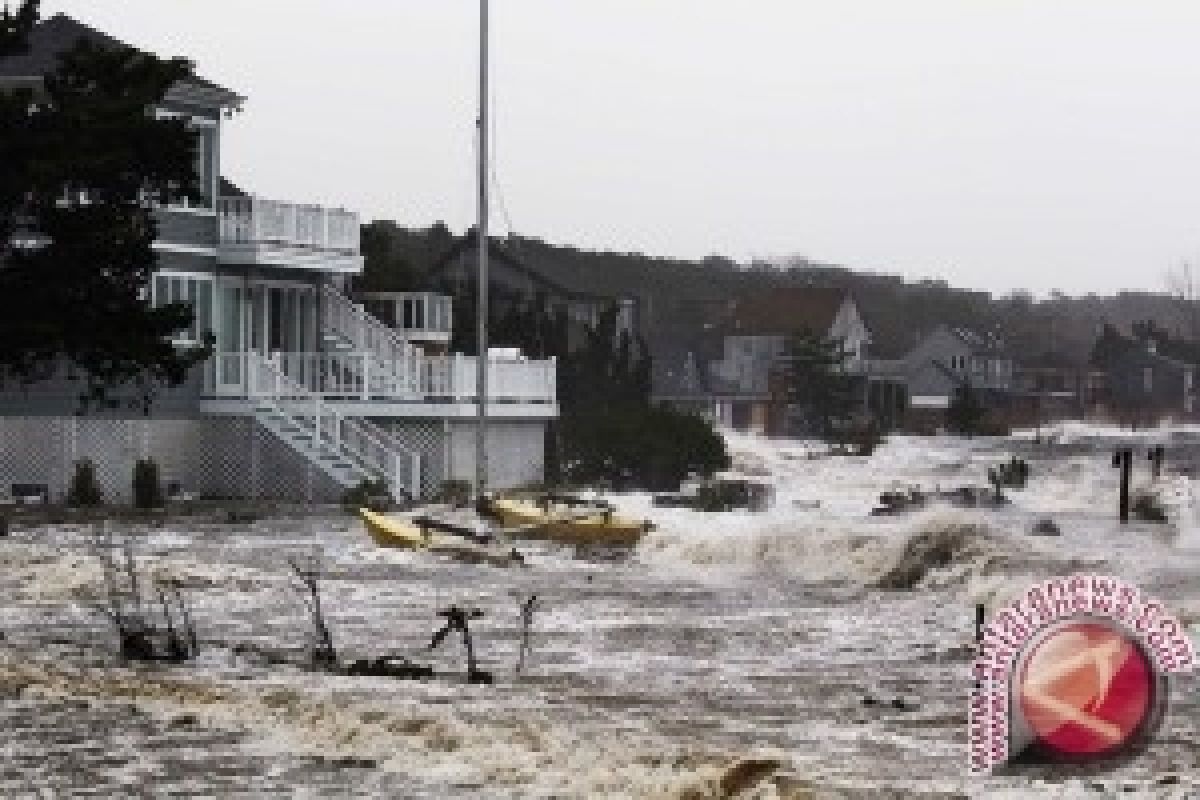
top-left (357, 508), bottom-right (523, 567)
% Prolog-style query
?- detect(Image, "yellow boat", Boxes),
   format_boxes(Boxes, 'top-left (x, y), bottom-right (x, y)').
top-left (359, 507), bottom-right (431, 549)
top-left (358, 508), bottom-right (522, 567)
top-left (485, 497), bottom-right (650, 547)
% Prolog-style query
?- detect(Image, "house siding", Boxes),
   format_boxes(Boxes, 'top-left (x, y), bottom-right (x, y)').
top-left (156, 210), bottom-right (219, 250)
top-left (0, 367), bottom-right (206, 418)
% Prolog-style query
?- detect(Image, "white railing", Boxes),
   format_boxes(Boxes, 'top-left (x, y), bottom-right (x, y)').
top-left (205, 350), bottom-right (557, 405)
top-left (219, 195), bottom-right (360, 254)
top-left (359, 292), bottom-right (453, 338)
top-left (249, 353), bottom-right (420, 499)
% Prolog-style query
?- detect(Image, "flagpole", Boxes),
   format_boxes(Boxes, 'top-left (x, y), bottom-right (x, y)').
top-left (475, 0), bottom-right (490, 502)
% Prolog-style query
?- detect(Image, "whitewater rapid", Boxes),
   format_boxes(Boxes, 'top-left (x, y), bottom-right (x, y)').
top-left (0, 424), bottom-right (1198, 797)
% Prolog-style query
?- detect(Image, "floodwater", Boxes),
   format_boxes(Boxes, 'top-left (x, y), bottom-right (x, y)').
top-left (1, 424), bottom-right (1198, 798)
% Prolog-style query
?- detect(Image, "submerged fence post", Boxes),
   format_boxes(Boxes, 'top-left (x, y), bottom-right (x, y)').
top-left (1113, 448), bottom-right (1132, 523)
top-left (516, 594), bottom-right (538, 675)
top-left (1148, 445), bottom-right (1165, 480)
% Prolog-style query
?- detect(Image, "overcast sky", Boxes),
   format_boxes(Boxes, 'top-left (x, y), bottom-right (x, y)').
top-left (39, 1), bottom-right (1200, 296)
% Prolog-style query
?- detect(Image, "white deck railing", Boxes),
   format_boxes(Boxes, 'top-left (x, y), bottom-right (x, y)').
top-left (219, 195), bottom-right (360, 254)
top-left (205, 350), bottom-right (557, 405)
top-left (358, 292), bottom-right (453, 339)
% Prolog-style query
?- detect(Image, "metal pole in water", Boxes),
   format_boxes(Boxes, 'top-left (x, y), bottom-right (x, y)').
top-left (1149, 445), bottom-right (1165, 480)
top-left (1113, 448), bottom-right (1132, 523)
top-left (474, 0), bottom-right (490, 502)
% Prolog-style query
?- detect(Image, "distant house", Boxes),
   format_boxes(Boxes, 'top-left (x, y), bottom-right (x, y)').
top-left (693, 288), bottom-right (876, 434)
top-left (424, 235), bottom-right (638, 350)
top-left (1011, 351), bottom-right (1107, 426)
top-left (899, 326), bottom-right (1014, 431)
top-left (1090, 327), bottom-right (1196, 424)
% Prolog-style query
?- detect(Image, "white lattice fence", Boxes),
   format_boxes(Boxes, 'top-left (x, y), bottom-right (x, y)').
top-left (0, 418), bottom-right (68, 499)
top-left (377, 419), bottom-right (446, 499)
top-left (0, 415), bottom-right (343, 504)
top-left (73, 418), bottom-right (140, 501)
top-left (252, 422), bottom-right (343, 503)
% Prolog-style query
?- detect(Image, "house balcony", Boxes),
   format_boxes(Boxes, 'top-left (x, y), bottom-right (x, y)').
top-left (357, 292), bottom-right (453, 347)
top-left (218, 195), bottom-right (364, 273)
top-left (199, 350), bottom-right (558, 419)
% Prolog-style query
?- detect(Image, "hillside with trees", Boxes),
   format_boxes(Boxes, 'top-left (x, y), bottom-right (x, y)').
top-left (357, 220), bottom-right (1188, 366)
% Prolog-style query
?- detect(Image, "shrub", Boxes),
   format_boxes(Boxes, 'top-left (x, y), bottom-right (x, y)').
top-left (342, 478), bottom-right (389, 510)
top-left (1132, 491), bottom-right (1168, 523)
top-left (132, 459), bottom-right (164, 510)
top-left (840, 418), bottom-right (884, 457)
top-left (435, 479), bottom-right (472, 506)
top-left (560, 403), bottom-right (729, 492)
top-left (993, 457), bottom-right (1030, 488)
top-left (67, 459), bottom-right (104, 507)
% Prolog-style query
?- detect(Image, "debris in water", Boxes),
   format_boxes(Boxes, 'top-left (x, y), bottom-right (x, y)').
top-left (287, 556), bottom-right (338, 670)
top-left (430, 606), bottom-right (492, 684)
top-left (1031, 517), bottom-right (1061, 536)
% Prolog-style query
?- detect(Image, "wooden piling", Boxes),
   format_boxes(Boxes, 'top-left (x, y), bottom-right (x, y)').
top-left (1148, 445), bottom-right (1165, 479)
top-left (1113, 448), bottom-right (1132, 523)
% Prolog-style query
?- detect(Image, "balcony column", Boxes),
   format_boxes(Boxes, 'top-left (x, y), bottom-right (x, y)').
top-left (250, 196), bottom-right (261, 242)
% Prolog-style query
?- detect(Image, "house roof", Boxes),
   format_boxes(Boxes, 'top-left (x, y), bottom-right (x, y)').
top-left (718, 287), bottom-right (851, 337)
top-left (426, 234), bottom-right (616, 305)
top-left (219, 176), bottom-right (246, 197)
top-left (946, 326), bottom-right (1008, 356)
top-left (0, 14), bottom-right (241, 106)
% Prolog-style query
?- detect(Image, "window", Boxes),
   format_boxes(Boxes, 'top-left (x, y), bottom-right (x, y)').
top-left (192, 128), bottom-right (215, 208)
top-left (153, 273), bottom-right (212, 343)
top-left (404, 296), bottom-right (425, 330)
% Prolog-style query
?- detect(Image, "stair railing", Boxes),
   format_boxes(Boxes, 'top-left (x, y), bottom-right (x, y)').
top-left (321, 285), bottom-right (418, 396)
top-left (249, 352), bottom-right (421, 500)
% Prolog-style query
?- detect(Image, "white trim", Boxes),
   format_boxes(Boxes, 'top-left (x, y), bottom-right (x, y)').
top-left (161, 205), bottom-right (217, 217)
top-left (153, 107), bottom-right (218, 126)
top-left (910, 395), bottom-right (951, 409)
top-left (199, 399), bottom-right (558, 420)
top-left (152, 241), bottom-right (218, 257)
top-left (153, 268), bottom-right (219, 281)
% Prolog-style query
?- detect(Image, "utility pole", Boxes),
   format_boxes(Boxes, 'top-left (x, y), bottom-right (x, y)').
top-left (474, 0), bottom-right (490, 502)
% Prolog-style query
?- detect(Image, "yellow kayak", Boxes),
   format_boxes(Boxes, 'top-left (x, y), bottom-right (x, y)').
top-left (486, 497), bottom-right (649, 547)
top-left (357, 508), bottom-right (522, 567)
top-left (359, 507), bottom-right (430, 549)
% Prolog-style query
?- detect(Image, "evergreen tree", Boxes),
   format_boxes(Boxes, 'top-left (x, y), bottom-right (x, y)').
top-left (357, 220), bottom-right (417, 292)
top-left (778, 328), bottom-right (856, 438)
top-left (946, 383), bottom-right (986, 436)
top-left (0, 2), bottom-right (211, 410)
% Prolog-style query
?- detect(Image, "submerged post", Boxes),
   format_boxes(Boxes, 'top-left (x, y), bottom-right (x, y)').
top-left (1113, 448), bottom-right (1132, 523)
top-left (1149, 445), bottom-right (1165, 480)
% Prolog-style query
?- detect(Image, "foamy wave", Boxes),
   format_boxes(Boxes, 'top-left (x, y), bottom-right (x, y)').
top-left (0, 657), bottom-right (800, 799)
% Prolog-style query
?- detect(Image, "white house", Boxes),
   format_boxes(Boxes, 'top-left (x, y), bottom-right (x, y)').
top-left (0, 15), bottom-right (557, 504)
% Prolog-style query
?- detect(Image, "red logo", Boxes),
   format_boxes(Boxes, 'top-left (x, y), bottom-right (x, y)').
top-left (1017, 620), bottom-right (1157, 760)
top-left (969, 575), bottom-right (1194, 775)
